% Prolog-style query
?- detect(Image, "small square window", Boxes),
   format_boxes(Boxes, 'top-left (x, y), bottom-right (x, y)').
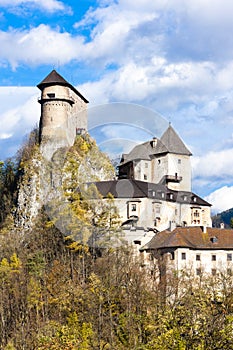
top-left (161, 192), bottom-right (165, 198)
top-left (212, 268), bottom-right (217, 276)
top-left (227, 254), bottom-right (232, 261)
top-left (131, 204), bottom-right (136, 211)
top-left (181, 252), bottom-right (186, 260)
top-left (196, 268), bottom-right (201, 276)
top-left (144, 174), bottom-right (147, 180)
top-left (170, 252), bottom-right (175, 260)
top-left (196, 254), bottom-right (201, 261)
top-left (212, 255), bottom-right (216, 261)
top-left (178, 159), bottom-right (181, 164)
top-left (158, 159), bottom-right (161, 164)
top-left (47, 93), bottom-right (55, 98)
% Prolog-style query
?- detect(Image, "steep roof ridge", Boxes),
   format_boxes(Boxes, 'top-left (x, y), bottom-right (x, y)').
top-left (131, 179), bottom-right (149, 197)
top-left (37, 69), bottom-right (89, 103)
top-left (160, 125), bottom-right (192, 156)
top-left (37, 69), bottom-right (69, 86)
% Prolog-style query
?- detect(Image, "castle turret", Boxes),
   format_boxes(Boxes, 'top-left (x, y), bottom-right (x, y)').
top-left (37, 70), bottom-right (88, 159)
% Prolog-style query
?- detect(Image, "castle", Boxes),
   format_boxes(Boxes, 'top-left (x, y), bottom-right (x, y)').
top-left (37, 69), bottom-right (212, 234)
top-left (37, 70), bottom-right (233, 279)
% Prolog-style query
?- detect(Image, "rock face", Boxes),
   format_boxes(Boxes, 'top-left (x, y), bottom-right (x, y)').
top-left (16, 71), bottom-right (114, 229)
top-left (15, 134), bottom-right (115, 229)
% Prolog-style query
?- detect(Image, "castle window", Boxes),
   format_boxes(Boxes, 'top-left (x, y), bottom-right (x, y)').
top-left (196, 254), bottom-right (201, 261)
top-left (183, 195), bottom-right (187, 201)
top-left (131, 204), bottom-right (137, 212)
top-left (170, 193), bottom-right (173, 200)
top-left (161, 192), bottom-right (165, 198)
top-left (193, 197), bottom-right (197, 202)
top-left (144, 174), bottom-right (147, 180)
top-left (178, 159), bottom-right (181, 164)
top-left (47, 93), bottom-right (55, 98)
top-left (212, 268), bottom-right (217, 276)
top-left (181, 252), bottom-right (186, 260)
top-left (158, 159), bottom-right (161, 164)
top-left (227, 253), bottom-right (232, 261)
top-left (212, 255), bottom-right (216, 261)
top-left (155, 206), bottom-right (160, 214)
top-left (196, 268), bottom-right (201, 276)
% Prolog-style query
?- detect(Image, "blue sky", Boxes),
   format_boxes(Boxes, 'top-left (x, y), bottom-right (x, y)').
top-left (0, 0), bottom-right (233, 213)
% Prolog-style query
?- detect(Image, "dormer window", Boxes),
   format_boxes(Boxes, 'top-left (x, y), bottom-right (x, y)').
top-left (183, 195), bottom-right (187, 201)
top-left (161, 192), bottom-right (165, 198)
top-left (170, 193), bottom-right (173, 200)
top-left (210, 236), bottom-right (218, 244)
top-left (193, 197), bottom-right (197, 202)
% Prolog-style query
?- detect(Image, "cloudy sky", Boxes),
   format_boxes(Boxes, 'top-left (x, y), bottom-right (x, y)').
top-left (0, 0), bottom-right (233, 214)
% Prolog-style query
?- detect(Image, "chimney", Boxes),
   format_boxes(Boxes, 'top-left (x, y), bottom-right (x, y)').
top-left (151, 137), bottom-right (157, 148)
top-left (169, 220), bottom-right (176, 231)
top-left (201, 226), bottom-right (207, 233)
top-left (220, 222), bottom-right (224, 229)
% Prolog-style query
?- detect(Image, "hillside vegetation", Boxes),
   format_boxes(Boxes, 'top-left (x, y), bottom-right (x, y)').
top-left (0, 133), bottom-right (233, 349)
top-left (212, 208), bottom-right (233, 228)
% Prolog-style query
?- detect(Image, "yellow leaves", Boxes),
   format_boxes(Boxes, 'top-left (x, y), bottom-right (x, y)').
top-left (0, 253), bottom-right (22, 276)
top-left (10, 252), bottom-right (22, 270)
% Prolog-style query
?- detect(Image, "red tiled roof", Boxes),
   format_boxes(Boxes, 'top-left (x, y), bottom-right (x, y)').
top-left (144, 226), bottom-right (233, 250)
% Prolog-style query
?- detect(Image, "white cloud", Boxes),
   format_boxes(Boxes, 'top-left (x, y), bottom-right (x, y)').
top-left (0, 0), bottom-right (69, 13)
top-left (0, 87), bottom-right (39, 157)
top-left (205, 186), bottom-right (233, 214)
top-left (0, 25), bottom-right (84, 69)
top-left (192, 149), bottom-right (233, 180)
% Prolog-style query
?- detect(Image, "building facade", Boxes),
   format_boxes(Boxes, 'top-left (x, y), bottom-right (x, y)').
top-left (142, 226), bottom-right (233, 279)
top-left (95, 125), bottom-right (212, 235)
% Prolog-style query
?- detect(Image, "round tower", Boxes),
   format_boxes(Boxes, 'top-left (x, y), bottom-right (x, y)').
top-left (37, 70), bottom-right (88, 159)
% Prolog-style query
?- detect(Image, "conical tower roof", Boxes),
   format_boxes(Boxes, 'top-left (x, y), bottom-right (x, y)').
top-left (37, 69), bottom-right (89, 103)
top-left (160, 125), bottom-right (192, 156)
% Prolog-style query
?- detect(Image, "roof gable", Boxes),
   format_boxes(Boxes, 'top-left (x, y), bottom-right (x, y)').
top-left (160, 125), bottom-right (192, 156)
top-left (37, 69), bottom-right (69, 87)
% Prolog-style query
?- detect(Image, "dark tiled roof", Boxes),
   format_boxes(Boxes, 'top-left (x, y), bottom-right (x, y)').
top-left (144, 226), bottom-right (233, 250)
top-left (160, 125), bottom-right (192, 156)
top-left (121, 139), bottom-right (167, 164)
top-left (37, 70), bottom-right (89, 103)
top-left (93, 179), bottom-right (211, 206)
top-left (94, 179), bottom-right (149, 198)
top-left (120, 126), bottom-right (191, 165)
